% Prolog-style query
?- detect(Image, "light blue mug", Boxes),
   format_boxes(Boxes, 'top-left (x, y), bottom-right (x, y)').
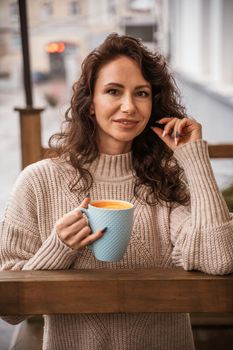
top-left (79, 200), bottom-right (134, 262)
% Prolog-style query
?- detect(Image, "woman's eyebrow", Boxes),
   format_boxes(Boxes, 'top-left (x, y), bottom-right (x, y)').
top-left (104, 82), bottom-right (124, 88)
top-left (104, 82), bottom-right (151, 89)
top-left (135, 84), bottom-right (151, 89)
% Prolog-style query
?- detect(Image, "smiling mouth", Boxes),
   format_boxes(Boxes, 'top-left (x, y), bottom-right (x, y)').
top-left (113, 119), bottom-right (139, 125)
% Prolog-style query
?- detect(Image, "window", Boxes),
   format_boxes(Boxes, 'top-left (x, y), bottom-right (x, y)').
top-left (11, 33), bottom-right (21, 51)
top-left (125, 25), bottom-right (156, 42)
top-left (41, 2), bottom-right (53, 20)
top-left (128, 0), bottom-right (154, 11)
top-left (68, 1), bottom-right (80, 15)
top-left (9, 1), bottom-right (18, 20)
top-left (108, 0), bottom-right (116, 15)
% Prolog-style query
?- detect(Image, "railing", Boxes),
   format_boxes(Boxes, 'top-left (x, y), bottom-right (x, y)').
top-left (0, 268), bottom-right (233, 316)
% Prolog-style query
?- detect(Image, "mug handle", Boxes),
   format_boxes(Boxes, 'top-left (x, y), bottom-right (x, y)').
top-left (78, 207), bottom-right (93, 251)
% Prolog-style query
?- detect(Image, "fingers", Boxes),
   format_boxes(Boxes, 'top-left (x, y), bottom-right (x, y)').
top-left (157, 117), bottom-right (179, 146)
top-left (55, 194), bottom-right (107, 251)
top-left (63, 216), bottom-right (90, 238)
top-left (176, 118), bottom-right (191, 144)
top-left (80, 194), bottom-right (90, 209)
top-left (56, 211), bottom-right (88, 240)
top-left (163, 118), bottom-right (188, 145)
top-left (151, 116), bottom-right (202, 150)
top-left (175, 117), bottom-right (202, 143)
top-left (162, 118), bottom-right (176, 138)
top-left (156, 117), bottom-right (173, 125)
top-left (72, 228), bottom-right (106, 250)
top-left (68, 225), bottom-right (92, 244)
top-left (56, 209), bottom-right (84, 229)
top-left (63, 227), bottom-right (106, 250)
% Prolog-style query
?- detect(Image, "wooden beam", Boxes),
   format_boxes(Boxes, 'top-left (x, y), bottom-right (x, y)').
top-left (208, 144), bottom-right (233, 158)
top-left (15, 107), bottom-right (44, 169)
top-left (190, 313), bottom-right (233, 326)
top-left (0, 268), bottom-right (232, 315)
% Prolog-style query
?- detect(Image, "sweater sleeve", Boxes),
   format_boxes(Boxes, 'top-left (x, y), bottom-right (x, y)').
top-left (170, 140), bottom-right (233, 275)
top-left (0, 163), bottom-right (78, 272)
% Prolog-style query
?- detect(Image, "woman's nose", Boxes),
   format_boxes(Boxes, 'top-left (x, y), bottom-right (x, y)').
top-left (120, 94), bottom-right (136, 114)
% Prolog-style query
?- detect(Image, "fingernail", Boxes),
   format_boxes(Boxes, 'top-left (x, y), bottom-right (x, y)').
top-left (162, 130), bottom-right (166, 137)
top-left (175, 131), bottom-right (179, 145)
top-left (85, 193), bottom-right (90, 198)
top-left (101, 227), bottom-right (108, 233)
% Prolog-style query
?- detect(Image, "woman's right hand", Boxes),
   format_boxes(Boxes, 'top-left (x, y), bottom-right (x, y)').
top-left (55, 197), bottom-right (105, 250)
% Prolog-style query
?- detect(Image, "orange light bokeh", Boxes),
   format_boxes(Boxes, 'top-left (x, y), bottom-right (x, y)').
top-left (46, 42), bottom-right (65, 53)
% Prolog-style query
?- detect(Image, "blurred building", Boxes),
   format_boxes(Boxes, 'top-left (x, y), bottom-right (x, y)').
top-left (165, 0), bottom-right (233, 144)
top-left (168, 0), bottom-right (233, 89)
top-left (0, 0), bottom-right (163, 91)
top-left (0, 1), bottom-right (21, 90)
top-left (165, 0), bottom-right (233, 189)
top-left (118, 0), bottom-right (164, 52)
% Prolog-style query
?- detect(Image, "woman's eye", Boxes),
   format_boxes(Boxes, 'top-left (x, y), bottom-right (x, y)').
top-left (106, 89), bottom-right (119, 95)
top-left (137, 91), bottom-right (149, 97)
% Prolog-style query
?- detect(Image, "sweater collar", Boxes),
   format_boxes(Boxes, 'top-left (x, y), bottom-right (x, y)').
top-left (89, 152), bottom-right (133, 181)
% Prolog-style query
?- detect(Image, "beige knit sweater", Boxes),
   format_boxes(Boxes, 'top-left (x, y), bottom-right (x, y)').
top-left (1, 140), bottom-right (233, 350)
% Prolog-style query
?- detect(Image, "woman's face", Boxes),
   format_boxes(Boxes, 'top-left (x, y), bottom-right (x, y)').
top-left (91, 56), bottom-right (152, 155)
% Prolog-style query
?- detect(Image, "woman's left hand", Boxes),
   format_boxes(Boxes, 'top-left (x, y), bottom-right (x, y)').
top-left (151, 117), bottom-right (202, 151)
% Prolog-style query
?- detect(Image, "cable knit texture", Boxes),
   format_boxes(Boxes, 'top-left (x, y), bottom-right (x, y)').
top-left (1, 140), bottom-right (233, 350)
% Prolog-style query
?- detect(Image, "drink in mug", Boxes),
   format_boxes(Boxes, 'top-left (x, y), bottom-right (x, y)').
top-left (79, 200), bottom-right (134, 262)
top-left (91, 200), bottom-right (132, 210)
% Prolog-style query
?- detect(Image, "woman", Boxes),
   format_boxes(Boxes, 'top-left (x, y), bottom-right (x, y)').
top-left (1, 33), bottom-right (233, 350)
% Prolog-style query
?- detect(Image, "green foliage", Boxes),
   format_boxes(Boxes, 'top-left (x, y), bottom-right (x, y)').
top-left (222, 184), bottom-right (233, 212)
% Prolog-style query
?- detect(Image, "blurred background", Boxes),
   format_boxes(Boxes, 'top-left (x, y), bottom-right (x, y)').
top-left (0, 0), bottom-right (233, 349)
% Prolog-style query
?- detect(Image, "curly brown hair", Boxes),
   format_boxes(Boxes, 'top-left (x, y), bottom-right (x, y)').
top-left (48, 33), bottom-right (189, 206)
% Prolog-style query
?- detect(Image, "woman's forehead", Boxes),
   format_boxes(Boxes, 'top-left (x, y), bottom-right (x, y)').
top-left (96, 56), bottom-right (150, 86)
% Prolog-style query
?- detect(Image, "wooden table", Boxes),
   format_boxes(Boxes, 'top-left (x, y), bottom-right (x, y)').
top-left (0, 268), bottom-right (233, 315)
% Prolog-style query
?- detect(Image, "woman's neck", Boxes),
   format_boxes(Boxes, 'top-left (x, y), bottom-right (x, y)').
top-left (96, 135), bottom-right (132, 155)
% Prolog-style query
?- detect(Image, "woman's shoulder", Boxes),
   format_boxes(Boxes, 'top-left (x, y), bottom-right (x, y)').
top-left (19, 158), bottom-right (78, 191)
top-left (23, 157), bottom-right (53, 170)
top-left (21, 157), bottom-right (73, 177)
top-left (14, 158), bottom-right (72, 189)
top-left (19, 158), bottom-right (56, 180)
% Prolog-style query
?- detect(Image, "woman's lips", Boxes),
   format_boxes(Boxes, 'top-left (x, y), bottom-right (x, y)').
top-left (113, 119), bottom-right (139, 128)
